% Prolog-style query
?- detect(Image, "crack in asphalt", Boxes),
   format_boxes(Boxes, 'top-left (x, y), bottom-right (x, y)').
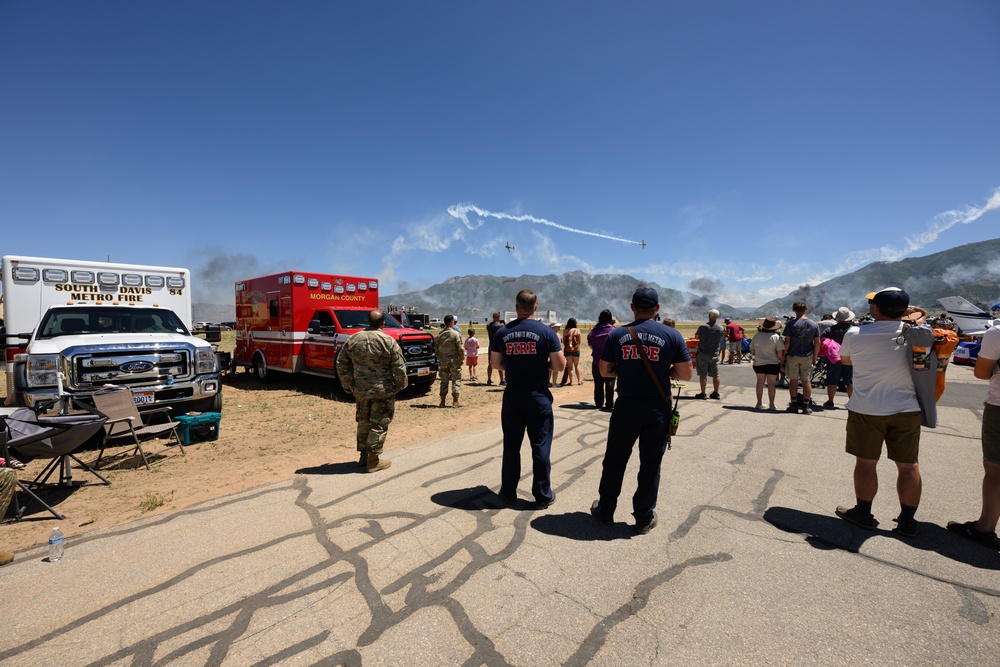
top-left (562, 553), bottom-right (733, 667)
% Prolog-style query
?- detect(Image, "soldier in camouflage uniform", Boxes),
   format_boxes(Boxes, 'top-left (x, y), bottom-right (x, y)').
top-left (335, 309), bottom-right (408, 473)
top-left (435, 314), bottom-right (465, 408)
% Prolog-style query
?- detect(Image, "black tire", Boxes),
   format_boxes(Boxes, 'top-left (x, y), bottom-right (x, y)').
top-left (210, 391), bottom-right (223, 414)
top-left (12, 362), bottom-right (29, 407)
top-left (810, 360), bottom-right (828, 388)
top-left (252, 353), bottom-right (273, 384)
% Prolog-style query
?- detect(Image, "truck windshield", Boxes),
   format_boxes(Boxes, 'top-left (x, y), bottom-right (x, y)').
top-left (37, 308), bottom-right (191, 338)
top-left (334, 310), bottom-right (403, 330)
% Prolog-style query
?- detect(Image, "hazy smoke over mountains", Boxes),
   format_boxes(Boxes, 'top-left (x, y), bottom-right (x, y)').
top-left (188, 238), bottom-right (1000, 325)
top-left (748, 237), bottom-right (1000, 318)
top-left (688, 277), bottom-right (724, 308)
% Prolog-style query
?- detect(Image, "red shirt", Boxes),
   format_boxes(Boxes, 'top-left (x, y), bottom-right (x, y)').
top-left (726, 322), bottom-right (743, 341)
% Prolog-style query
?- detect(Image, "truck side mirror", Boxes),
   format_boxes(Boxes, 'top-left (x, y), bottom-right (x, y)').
top-left (308, 319), bottom-right (321, 334)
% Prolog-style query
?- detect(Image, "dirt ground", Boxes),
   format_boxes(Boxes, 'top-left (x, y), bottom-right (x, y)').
top-left (2, 350), bottom-right (600, 553)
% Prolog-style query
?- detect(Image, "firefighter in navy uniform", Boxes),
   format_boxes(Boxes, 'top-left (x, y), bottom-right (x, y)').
top-left (591, 287), bottom-right (693, 534)
top-left (489, 289), bottom-right (565, 508)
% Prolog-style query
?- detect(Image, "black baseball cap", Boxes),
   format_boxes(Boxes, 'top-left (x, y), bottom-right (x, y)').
top-left (632, 287), bottom-right (659, 309)
top-left (871, 287), bottom-right (909, 317)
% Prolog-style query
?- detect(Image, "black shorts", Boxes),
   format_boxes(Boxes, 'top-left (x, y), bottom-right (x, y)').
top-left (826, 362), bottom-right (853, 387)
top-left (753, 363), bottom-right (780, 376)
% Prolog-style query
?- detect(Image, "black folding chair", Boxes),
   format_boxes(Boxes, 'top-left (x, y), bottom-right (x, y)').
top-left (1, 401), bottom-right (109, 521)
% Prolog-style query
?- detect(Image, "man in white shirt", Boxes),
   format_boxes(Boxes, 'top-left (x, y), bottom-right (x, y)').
top-left (947, 325), bottom-right (1000, 550)
top-left (835, 287), bottom-right (922, 537)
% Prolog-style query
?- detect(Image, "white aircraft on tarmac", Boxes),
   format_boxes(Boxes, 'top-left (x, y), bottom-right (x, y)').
top-left (937, 296), bottom-right (1000, 336)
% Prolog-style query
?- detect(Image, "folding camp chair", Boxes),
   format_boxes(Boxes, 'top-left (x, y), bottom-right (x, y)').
top-left (92, 389), bottom-right (185, 471)
top-left (1, 402), bottom-right (109, 521)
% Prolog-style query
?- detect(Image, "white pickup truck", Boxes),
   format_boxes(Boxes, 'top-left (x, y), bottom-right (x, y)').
top-left (1, 255), bottom-right (223, 414)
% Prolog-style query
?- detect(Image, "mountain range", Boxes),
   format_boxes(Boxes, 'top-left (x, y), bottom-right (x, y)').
top-left (192, 237), bottom-right (1000, 324)
top-left (747, 237), bottom-right (1000, 318)
top-left (377, 271), bottom-right (748, 323)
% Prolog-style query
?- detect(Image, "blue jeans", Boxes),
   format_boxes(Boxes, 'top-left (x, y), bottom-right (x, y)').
top-left (500, 388), bottom-right (555, 503)
top-left (598, 396), bottom-right (669, 524)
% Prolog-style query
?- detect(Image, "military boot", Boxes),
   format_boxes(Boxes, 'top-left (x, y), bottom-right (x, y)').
top-left (366, 453), bottom-right (392, 473)
top-left (357, 450), bottom-right (367, 467)
top-left (439, 396), bottom-right (447, 408)
top-left (452, 395), bottom-right (461, 407)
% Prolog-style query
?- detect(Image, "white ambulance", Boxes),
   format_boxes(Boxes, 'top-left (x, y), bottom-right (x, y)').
top-left (1, 255), bottom-right (222, 413)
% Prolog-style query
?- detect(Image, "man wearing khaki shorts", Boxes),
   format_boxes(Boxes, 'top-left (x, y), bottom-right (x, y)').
top-left (782, 301), bottom-right (820, 414)
top-left (835, 287), bottom-right (923, 538)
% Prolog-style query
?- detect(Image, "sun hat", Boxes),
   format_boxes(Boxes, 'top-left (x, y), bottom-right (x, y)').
top-left (759, 316), bottom-right (780, 331)
top-left (632, 287), bottom-right (659, 308)
top-left (834, 306), bottom-right (855, 322)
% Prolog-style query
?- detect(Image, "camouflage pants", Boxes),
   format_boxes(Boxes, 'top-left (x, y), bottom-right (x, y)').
top-left (355, 397), bottom-right (395, 456)
top-left (439, 364), bottom-right (462, 398)
top-left (0, 468), bottom-right (15, 521)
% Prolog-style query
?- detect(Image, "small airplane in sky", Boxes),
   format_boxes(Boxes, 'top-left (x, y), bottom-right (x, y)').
top-left (505, 242), bottom-right (515, 253)
top-left (641, 240), bottom-right (646, 249)
top-left (937, 296), bottom-right (1000, 336)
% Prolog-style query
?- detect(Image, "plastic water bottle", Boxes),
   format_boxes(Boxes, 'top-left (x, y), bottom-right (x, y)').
top-left (48, 527), bottom-right (65, 562)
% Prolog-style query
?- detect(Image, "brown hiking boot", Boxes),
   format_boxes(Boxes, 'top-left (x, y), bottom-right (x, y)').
top-left (0, 551), bottom-right (14, 567)
top-left (453, 396), bottom-right (461, 407)
top-left (366, 453), bottom-right (392, 473)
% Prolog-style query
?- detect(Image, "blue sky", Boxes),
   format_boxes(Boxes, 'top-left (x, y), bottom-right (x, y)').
top-left (2, 1), bottom-right (998, 307)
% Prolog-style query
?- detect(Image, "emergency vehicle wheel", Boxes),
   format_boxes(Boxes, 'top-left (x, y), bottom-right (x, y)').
top-left (252, 353), bottom-right (273, 384)
top-left (12, 362), bottom-right (29, 407)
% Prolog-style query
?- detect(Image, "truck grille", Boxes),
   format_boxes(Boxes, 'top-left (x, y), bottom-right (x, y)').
top-left (398, 335), bottom-right (434, 361)
top-left (71, 349), bottom-right (192, 388)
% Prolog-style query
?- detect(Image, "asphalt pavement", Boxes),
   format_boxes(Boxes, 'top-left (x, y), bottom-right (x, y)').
top-left (1, 363), bottom-right (997, 666)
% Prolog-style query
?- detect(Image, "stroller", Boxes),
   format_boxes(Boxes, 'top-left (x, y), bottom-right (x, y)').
top-left (1, 399), bottom-right (108, 521)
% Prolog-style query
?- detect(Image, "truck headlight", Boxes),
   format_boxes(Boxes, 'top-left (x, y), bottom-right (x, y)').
top-left (196, 348), bottom-right (218, 374)
top-left (28, 355), bottom-right (60, 387)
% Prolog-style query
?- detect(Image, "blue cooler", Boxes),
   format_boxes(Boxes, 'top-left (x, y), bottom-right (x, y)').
top-left (953, 341), bottom-right (980, 366)
top-left (174, 412), bottom-right (222, 445)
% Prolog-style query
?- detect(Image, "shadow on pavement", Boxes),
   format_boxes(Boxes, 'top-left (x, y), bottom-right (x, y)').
top-left (294, 462), bottom-right (362, 475)
top-left (431, 485), bottom-right (511, 511)
top-left (720, 405), bottom-right (766, 413)
top-left (764, 506), bottom-right (1000, 570)
top-left (559, 402), bottom-right (601, 411)
top-left (531, 511), bottom-right (634, 542)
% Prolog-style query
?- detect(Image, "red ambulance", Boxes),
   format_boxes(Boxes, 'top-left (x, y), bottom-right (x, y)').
top-left (234, 271), bottom-right (438, 387)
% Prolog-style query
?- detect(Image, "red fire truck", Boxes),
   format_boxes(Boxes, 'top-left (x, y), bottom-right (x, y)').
top-left (233, 271), bottom-right (438, 387)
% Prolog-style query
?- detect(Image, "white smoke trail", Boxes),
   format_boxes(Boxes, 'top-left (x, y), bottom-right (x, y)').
top-left (835, 187), bottom-right (1000, 272)
top-left (447, 203), bottom-right (643, 246)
